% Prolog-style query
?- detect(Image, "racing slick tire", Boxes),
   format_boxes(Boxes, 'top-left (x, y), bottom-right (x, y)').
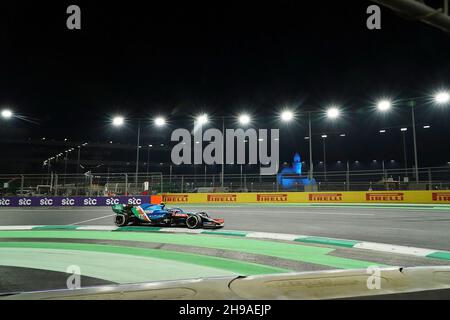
top-left (186, 214), bottom-right (202, 229)
top-left (114, 213), bottom-right (128, 227)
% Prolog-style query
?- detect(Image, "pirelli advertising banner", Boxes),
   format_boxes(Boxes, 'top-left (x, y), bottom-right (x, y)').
top-left (161, 191), bottom-right (450, 204)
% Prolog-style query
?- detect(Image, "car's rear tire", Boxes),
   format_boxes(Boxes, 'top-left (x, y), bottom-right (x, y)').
top-left (186, 215), bottom-right (202, 229)
top-left (114, 213), bottom-right (128, 227)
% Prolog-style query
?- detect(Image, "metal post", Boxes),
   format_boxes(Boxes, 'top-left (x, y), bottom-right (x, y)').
top-left (402, 131), bottom-right (408, 177)
top-left (428, 168), bottom-right (432, 190)
top-left (323, 137), bottom-right (327, 182)
top-left (240, 164), bottom-right (243, 190)
top-left (170, 165), bottom-right (173, 188)
top-left (308, 112), bottom-right (313, 180)
top-left (181, 175), bottom-right (184, 193)
top-left (54, 174), bottom-right (58, 196)
top-left (124, 173), bottom-right (128, 196)
top-left (204, 165), bottom-right (206, 187)
top-left (221, 116), bottom-right (225, 187)
top-left (20, 175), bottom-right (24, 195)
top-left (147, 146), bottom-right (150, 180)
top-left (63, 151), bottom-right (68, 187)
top-left (410, 102), bottom-right (419, 182)
top-left (76, 147), bottom-right (81, 196)
top-left (77, 147), bottom-right (81, 174)
top-left (346, 161), bottom-right (350, 191)
top-left (135, 120), bottom-right (141, 194)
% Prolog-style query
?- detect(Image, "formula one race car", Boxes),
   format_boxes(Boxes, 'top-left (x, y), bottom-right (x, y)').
top-left (111, 203), bottom-right (224, 229)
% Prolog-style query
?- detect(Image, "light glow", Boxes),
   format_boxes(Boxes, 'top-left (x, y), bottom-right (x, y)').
top-left (280, 110), bottom-right (294, 122)
top-left (154, 116), bottom-right (166, 127)
top-left (377, 99), bottom-right (391, 111)
top-left (196, 114), bottom-right (208, 125)
top-left (238, 114), bottom-right (251, 125)
top-left (1, 109), bottom-right (13, 119)
top-left (326, 107), bottom-right (340, 119)
top-left (435, 91), bottom-right (450, 104)
top-left (112, 116), bottom-right (125, 127)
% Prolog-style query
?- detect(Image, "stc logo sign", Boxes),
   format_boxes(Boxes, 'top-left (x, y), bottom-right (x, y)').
top-left (83, 198), bottom-right (98, 206)
top-left (257, 194), bottom-right (288, 202)
top-left (309, 193), bottom-right (343, 202)
top-left (127, 197), bottom-right (142, 205)
top-left (18, 198), bottom-right (32, 206)
top-left (40, 198), bottom-right (54, 206)
top-left (0, 198), bottom-right (11, 206)
top-left (61, 198), bottom-right (75, 206)
top-left (106, 198), bottom-right (121, 205)
top-left (366, 192), bottom-right (404, 202)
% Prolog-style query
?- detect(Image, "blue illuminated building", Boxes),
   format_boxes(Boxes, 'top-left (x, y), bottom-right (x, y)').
top-left (277, 153), bottom-right (316, 189)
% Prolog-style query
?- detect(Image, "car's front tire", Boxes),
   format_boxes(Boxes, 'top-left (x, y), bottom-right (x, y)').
top-left (114, 213), bottom-right (128, 227)
top-left (186, 215), bottom-right (202, 229)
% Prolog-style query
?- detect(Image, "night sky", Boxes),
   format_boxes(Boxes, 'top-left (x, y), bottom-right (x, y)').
top-left (0, 0), bottom-right (449, 174)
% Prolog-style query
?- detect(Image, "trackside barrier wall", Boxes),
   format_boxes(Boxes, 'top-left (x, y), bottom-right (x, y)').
top-left (0, 192), bottom-right (449, 206)
top-left (160, 191), bottom-right (450, 204)
top-left (0, 196), bottom-right (157, 207)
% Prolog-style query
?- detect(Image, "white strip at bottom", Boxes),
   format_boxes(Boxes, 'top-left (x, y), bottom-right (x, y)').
top-left (353, 242), bottom-right (436, 257)
top-left (246, 232), bottom-right (306, 241)
top-left (158, 228), bottom-right (204, 234)
top-left (76, 226), bottom-right (118, 231)
top-left (0, 225), bottom-right (35, 230)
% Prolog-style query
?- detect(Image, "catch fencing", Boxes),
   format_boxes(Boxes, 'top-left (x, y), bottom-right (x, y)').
top-left (1, 166), bottom-right (450, 197)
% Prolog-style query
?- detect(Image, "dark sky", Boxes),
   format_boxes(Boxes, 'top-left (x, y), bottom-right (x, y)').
top-left (0, 0), bottom-right (449, 173)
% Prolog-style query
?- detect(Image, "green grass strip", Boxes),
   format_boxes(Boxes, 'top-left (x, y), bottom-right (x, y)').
top-left (0, 241), bottom-right (289, 275)
top-left (295, 237), bottom-right (359, 248)
top-left (201, 230), bottom-right (248, 237)
top-left (426, 251), bottom-right (450, 261)
top-left (0, 230), bottom-right (386, 269)
top-left (113, 226), bottom-right (162, 232)
top-left (32, 225), bottom-right (80, 230)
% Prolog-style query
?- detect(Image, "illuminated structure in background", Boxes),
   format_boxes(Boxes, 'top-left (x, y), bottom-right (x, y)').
top-left (277, 153), bottom-right (316, 189)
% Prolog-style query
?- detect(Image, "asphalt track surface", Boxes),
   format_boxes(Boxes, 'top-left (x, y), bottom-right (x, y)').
top-left (0, 204), bottom-right (449, 295)
top-left (0, 204), bottom-right (449, 251)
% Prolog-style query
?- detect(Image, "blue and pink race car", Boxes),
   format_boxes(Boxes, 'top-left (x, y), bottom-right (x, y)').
top-left (111, 202), bottom-right (224, 229)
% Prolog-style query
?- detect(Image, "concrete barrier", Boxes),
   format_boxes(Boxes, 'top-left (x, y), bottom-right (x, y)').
top-left (1, 191), bottom-right (450, 207)
top-left (161, 191), bottom-right (450, 204)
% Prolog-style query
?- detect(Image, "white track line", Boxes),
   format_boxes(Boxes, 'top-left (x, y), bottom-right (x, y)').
top-left (76, 226), bottom-right (118, 231)
top-left (0, 225), bottom-right (36, 230)
top-left (246, 232), bottom-right (305, 241)
top-left (221, 210), bottom-right (374, 216)
top-left (69, 214), bottom-right (115, 226)
top-left (353, 242), bottom-right (437, 257)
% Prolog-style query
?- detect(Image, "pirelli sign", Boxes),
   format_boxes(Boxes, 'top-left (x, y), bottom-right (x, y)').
top-left (256, 194), bottom-right (288, 202)
top-left (308, 193), bottom-right (343, 202)
top-left (162, 194), bottom-right (189, 203)
top-left (207, 194), bottom-right (237, 202)
top-left (432, 192), bottom-right (450, 202)
top-left (365, 192), bottom-right (404, 202)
